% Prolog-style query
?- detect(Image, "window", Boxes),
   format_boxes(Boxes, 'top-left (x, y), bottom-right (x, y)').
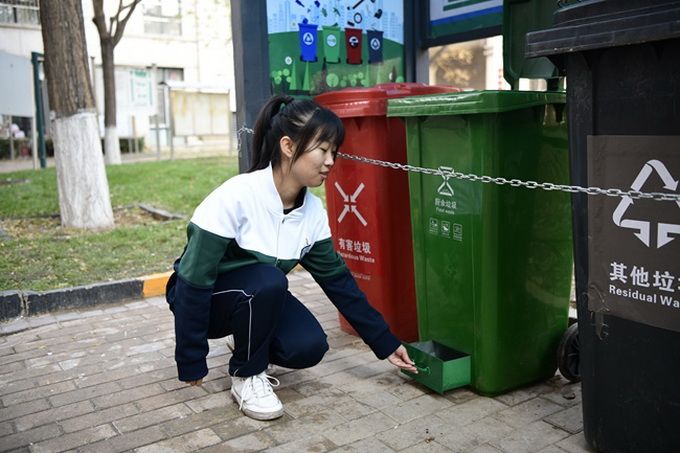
top-left (143, 0), bottom-right (181, 36)
top-left (0, 0), bottom-right (40, 26)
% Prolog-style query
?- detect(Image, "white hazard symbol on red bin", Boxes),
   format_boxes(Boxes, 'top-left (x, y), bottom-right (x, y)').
top-left (612, 159), bottom-right (680, 248)
top-left (335, 182), bottom-right (367, 226)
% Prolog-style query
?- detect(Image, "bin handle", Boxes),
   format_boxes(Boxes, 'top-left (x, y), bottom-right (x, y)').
top-left (414, 365), bottom-right (431, 375)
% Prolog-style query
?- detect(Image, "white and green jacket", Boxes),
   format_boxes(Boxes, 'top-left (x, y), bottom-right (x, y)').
top-left (167, 165), bottom-right (400, 381)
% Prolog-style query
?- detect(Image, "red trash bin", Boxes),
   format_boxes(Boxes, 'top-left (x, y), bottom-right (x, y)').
top-left (315, 83), bottom-right (460, 342)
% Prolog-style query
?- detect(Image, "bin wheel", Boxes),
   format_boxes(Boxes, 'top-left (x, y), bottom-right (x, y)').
top-left (557, 322), bottom-right (580, 383)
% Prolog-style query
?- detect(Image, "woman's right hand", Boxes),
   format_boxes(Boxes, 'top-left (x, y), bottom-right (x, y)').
top-left (186, 379), bottom-right (203, 386)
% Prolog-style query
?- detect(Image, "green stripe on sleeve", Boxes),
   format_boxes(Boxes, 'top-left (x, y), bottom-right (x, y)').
top-left (300, 238), bottom-right (347, 281)
top-left (178, 222), bottom-right (232, 288)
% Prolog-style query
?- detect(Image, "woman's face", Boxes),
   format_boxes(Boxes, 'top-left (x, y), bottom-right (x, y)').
top-left (290, 140), bottom-right (336, 188)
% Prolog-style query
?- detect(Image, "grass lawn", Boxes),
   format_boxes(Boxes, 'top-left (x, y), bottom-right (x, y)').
top-left (0, 157), bottom-right (327, 291)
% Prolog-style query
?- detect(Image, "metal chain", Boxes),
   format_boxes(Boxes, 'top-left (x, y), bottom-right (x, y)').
top-left (338, 153), bottom-right (680, 202)
top-left (236, 126), bottom-right (680, 202)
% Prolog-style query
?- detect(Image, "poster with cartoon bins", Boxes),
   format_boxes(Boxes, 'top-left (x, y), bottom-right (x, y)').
top-left (266, 0), bottom-right (405, 96)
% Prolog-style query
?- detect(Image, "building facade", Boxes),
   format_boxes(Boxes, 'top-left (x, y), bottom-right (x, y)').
top-left (0, 0), bottom-right (236, 156)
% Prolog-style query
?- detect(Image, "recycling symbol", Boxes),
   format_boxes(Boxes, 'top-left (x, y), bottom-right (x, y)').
top-left (612, 159), bottom-right (680, 248)
top-left (370, 38), bottom-right (381, 51)
top-left (326, 34), bottom-right (337, 47)
top-left (348, 36), bottom-right (359, 48)
top-left (303, 32), bottom-right (315, 46)
top-left (437, 166), bottom-right (455, 197)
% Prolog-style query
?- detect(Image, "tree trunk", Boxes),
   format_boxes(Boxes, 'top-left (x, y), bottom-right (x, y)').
top-left (101, 39), bottom-right (122, 165)
top-left (40, 0), bottom-right (114, 229)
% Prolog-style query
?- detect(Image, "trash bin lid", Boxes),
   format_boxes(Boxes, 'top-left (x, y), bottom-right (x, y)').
top-left (315, 83), bottom-right (460, 118)
top-left (386, 90), bottom-right (565, 117)
top-left (526, 0), bottom-right (680, 59)
top-left (503, 0), bottom-right (561, 88)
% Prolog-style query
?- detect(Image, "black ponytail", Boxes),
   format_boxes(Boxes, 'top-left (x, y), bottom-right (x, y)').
top-left (249, 95), bottom-right (344, 172)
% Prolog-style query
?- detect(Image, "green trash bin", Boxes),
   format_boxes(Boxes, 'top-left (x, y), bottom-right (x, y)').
top-left (388, 90), bottom-right (573, 395)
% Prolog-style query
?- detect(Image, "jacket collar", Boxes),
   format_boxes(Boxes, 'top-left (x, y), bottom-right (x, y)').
top-left (254, 164), bottom-right (309, 219)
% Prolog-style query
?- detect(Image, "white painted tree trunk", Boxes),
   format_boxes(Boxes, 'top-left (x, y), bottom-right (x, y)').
top-left (104, 126), bottom-right (122, 165)
top-left (53, 111), bottom-right (114, 229)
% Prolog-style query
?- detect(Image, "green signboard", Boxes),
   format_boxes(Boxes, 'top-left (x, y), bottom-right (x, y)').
top-left (426, 0), bottom-right (502, 46)
top-left (266, 0), bottom-right (405, 96)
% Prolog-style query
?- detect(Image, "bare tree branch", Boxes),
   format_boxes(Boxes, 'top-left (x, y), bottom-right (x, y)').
top-left (92, 0), bottom-right (109, 38)
top-left (113, 0), bottom-right (142, 46)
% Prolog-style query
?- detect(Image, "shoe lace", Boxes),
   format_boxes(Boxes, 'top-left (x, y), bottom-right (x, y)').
top-left (239, 373), bottom-right (280, 410)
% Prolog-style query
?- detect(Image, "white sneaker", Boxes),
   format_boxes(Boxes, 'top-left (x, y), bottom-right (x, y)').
top-left (225, 335), bottom-right (275, 374)
top-left (231, 371), bottom-right (284, 420)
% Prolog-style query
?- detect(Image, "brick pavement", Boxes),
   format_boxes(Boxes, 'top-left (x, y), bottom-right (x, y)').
top-left (0, 270), bottom-right (593, 452)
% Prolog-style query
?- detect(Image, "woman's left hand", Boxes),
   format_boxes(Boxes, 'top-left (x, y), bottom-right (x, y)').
top-left (387, 345), bottom-right (417, 373)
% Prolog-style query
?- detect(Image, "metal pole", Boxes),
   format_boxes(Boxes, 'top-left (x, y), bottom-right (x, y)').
top-left (31, 115), bottom-right (38, 169)
top-left (231, 0), bottom-right (271, 173)
top-left (8, 115), bottom-right (14, 160)
top-left (151, 64), bottom-right (161, 160)
top-left (31, 51), bottom-right (47, 169)
top-left (166, 85), bottom-right (174, 160)
top-left (132, 115), bottom-right (139, 153)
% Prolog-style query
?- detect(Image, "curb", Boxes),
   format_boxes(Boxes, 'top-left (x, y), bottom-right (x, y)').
top-left (0, 271), bottom-right (172, 324)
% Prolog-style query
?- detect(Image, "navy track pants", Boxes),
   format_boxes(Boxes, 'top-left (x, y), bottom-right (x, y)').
top-left (207, 264), bottom-right (328, 377)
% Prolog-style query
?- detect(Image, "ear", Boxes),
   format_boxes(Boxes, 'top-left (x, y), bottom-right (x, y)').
top-left (279, 136), bottom-right (295, 160)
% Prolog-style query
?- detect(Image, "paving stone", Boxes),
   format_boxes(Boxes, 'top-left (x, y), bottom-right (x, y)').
top-left (159, 406), bottom-right (240, 438)
top-left (555, 433), bottom-right (595, 453)
top-left (265, 434), bottom-right (337, 453)
top-left (87, 424), bottom-right (165, 452)
top-left (0, 364), bottom-right (62, 388)
top-left (333, 436), bottom-right (396, 452)
top-left (436, 397), bottom-right (508, 427)
top-left (135, 428), bottom-right (222, 452)
top-left (31, 424), bottom-right (117, 453)
top-left (470, 445), bottom-right (504, 453)
top-left (375, 414), bottom-right (450, 451)
top-left (0, 420), bottom-right (14, 436)
top-left (388, 381), bottom-right (431, 401)
top-left (542, 383), bottom-right (582, 408)
top-left (14, 400), bottom-right (94, 432)
top-left (381, 394), bottom-right (453, 424)
top-left (494, 385), bottom-right (548, 407)
top-left (212, 414), bottom-right (286, 441)
top-left (493, 397), bottom-right (565, 429)
top-left (113, 403), bottom-right (193, 433)
top-left (59, 402), bottom-right (139, 433)
top-left (0, 398), bottom-right (51, 423)
top-left (490, 421), bottom-right (571, 453)
top-left (442, 387), bottom-right (479, 405)
top-left (324, 411), bottom-right (398, 446)
top-left (212, 431), bottom-right (277, 452)
top-left (406, 440), bottom-right (453, 453)
top-left (0, 361), bottom-right (25, 376)
top-left (264, 410), bottom-right (346, 444)
top-left (544, 404), bottom-right (584, 434)
top-left (0, 422), bottom-right (62, 451)
top-left (134, 385), bottom-right (208, 413)
top-left (1, 368), bottom-right (79, 396)
top-left (437, 416), bottom-right (515, 452)
top-left (2, 379), bottom-right (77, 407)
top-left (91, 383), bottom-right (165, 409)
top-left (0, 319), bottom-right (29, 335)
top-left (344, 388), bottom-right (403, 410)
top-left (0, 272), bottom-right (589, 452)
top-left (48, 381), bottom-right (123, 407)
top-left (281, 388), bottom-right (350, 418)
top-left (185, 392), bottom-right (231, 413)
top-left (537, 446), bottom-right (569, 453)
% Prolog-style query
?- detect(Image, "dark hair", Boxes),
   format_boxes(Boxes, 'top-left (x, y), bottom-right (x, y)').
top-left (249, 94), bottom-right (345, 172)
